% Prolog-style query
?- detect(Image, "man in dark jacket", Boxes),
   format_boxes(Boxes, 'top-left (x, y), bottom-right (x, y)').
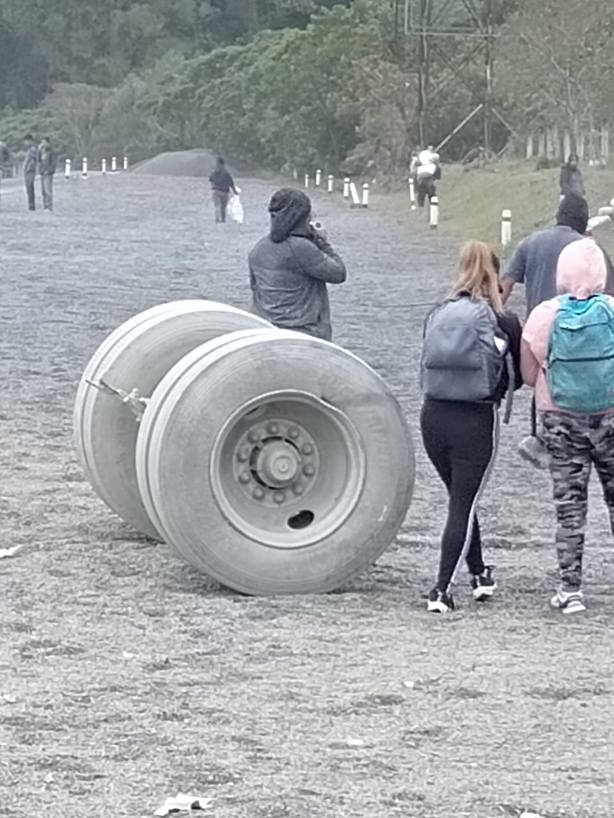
top-left (208, 157), bottom-right (238, 223)
top-left (23, 134), bottom-right (39, 211)
top-left (38, 137), bottom-right (57, 211)
top-left (248, 188), bottom-right (346, 341)
top-left (559, 154), bottom-right (585, 198)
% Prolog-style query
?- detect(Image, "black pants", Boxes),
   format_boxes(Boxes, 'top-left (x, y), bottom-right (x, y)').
top-left (212, 190), bottom-right (229, 222)
top-left (420, 399), bottom-right (500, 594)
top-left (25, 172), bottom-right (36, 211)
top-left (417, 178), bottom-right (436, 208)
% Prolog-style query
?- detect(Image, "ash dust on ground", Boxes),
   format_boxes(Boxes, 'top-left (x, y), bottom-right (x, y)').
top-left (1, 174), bottom-right (613, 818)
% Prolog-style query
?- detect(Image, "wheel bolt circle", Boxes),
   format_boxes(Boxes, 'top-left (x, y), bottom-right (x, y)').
top-left (273, 491), bottom-right (286, 504)
top-left (252, 487), bottom-right (265, 500)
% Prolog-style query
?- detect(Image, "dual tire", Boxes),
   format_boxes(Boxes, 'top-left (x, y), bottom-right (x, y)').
top-left (75, 301), bottom-right (415, 594)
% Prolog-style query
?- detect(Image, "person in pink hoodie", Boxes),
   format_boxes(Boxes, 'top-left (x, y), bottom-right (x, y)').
top-left (521, 238), bottom-right (614, 614)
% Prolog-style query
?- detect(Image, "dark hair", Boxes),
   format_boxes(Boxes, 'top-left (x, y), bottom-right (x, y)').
top-left (557, 192), bottom-right (589, 235)
top-left (216, 156), bottom-right (225, 165)
top-left (42, 136), bottom-right (50, 142)
top-left (24, 134), bottom-right (33, 141)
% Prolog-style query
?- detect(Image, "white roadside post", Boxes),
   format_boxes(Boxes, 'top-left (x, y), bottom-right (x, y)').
top-left (315, 169), bottom-right (322, 187)
top-left (327, 174), bottom-right (334, 194)
top-left (304, 173), bottom-right (310, 189)
top-left (343, 177), bottom-right (350, 199)
top-left (64, 158), bottom-right (71, 179)
top-left (408, 176), bottom-right (416, 211)
top-left (111, 156), bottom-right (117, 173)
top-left (429, 195), bottom-right (439, 229)
top-left (82, 158), bottom-right (88, 179)
top-left (123, 156), bottom-right (128, 171)
top-left (349, 182), bottom-right (361, 208)
top-left (292, 168), bottom-right (298, 181)
top-left (501, 209), bottom-right (512, 246)
top-left (102, 159), bottom-right (107, 176)
top-left (361, 182), bottom-right (369, 208)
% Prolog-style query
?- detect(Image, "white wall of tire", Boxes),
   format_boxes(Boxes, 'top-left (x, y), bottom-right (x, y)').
top-left (74, 300), bottom-right (415, 595)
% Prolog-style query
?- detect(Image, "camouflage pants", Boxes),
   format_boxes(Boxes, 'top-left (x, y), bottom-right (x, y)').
top-left (541, 411), bottom-right (614, 589)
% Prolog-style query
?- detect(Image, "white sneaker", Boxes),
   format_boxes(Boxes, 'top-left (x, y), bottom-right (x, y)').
top-left (518, 435), bottom-right (550, 470)
top-left (550, 588), bottom-right (586, 614)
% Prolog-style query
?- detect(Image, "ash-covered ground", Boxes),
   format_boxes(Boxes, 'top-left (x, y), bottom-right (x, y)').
top-left (1, 173), bottom-right (613, 818)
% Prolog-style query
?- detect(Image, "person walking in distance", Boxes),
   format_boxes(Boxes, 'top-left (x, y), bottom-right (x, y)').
top-left (559, 154), bottom-right (585, 199)
top-left (521, 239), bottom-right (614, 614)
top-left (38, 137), bottom-right (57, 211)
top-left (208, 157), bottom-right (238, 223)
top-left (248, 188), bottom-right (346, 341)
top-left (23, 134), bottom-right (39, 211)
top-left (420, 241), bottom-right (522, 613)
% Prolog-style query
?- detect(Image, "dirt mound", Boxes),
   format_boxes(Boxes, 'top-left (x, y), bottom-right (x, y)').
top-left (132, 149), bottom-right (235, 178)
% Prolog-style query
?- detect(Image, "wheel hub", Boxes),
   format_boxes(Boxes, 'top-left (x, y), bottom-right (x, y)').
top-left (210, 392), bottom-right (366, 548)
top-left (256, 440), bottom-right (299, 486)
top-left (232, 417), bottom-right (318, 506)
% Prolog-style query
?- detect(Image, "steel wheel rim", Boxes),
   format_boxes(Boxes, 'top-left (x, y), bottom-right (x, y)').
top-left (209, 389), bottom-right (366, 548)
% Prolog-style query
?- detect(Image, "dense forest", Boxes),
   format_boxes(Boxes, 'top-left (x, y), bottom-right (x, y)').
top-left (1, 0), bottom-right (613, 175)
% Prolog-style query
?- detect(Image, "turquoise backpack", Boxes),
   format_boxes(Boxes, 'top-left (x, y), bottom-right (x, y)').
top-left (547, 294), bottom-right (614, 413)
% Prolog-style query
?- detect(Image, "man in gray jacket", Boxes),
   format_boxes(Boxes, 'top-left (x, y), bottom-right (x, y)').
top-left (248, 188), bottom-right (346, 341)
top-left (23, 134), bottom-right (39, 211)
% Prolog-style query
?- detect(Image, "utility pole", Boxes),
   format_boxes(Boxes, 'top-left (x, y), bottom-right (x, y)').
top-left (483, 0), bottom-right (495, 155)
top-left (405, 0), bottom-right (507, 156)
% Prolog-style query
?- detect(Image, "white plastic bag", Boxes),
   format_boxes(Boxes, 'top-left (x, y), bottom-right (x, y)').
top-left (228, 194), bottom-right (244, 224)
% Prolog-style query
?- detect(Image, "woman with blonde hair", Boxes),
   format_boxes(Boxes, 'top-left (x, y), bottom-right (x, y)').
top-left (420, 240), bottom-right (523, 613)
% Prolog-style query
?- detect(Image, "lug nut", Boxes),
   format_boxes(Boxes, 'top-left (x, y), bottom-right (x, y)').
top-left (302, 443), bottom-right (314, 456)
top-left (303, 464), bottom-right (315, 477)
top-left (239, 472), bottom-right (251, 485)
top-left (267, 422), bottom-right (279, 435)
top-left (237, 447), bottom-right (250, 463)
top-left (288, 427), bottom-right (300, 440)
top-left (248, 430), bottom-right (260, 444)
top-left (252, 487), bottom-right (265, 500)
top-left (273, 491), bottom-right (286, 504)
top-left (292, 483), bottom-right (304, 496)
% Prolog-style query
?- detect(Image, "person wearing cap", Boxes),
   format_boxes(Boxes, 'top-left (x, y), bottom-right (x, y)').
top-left (502, 192), bottom-right (614, 467)
top-left (248, 188), bottom-right (346, 341)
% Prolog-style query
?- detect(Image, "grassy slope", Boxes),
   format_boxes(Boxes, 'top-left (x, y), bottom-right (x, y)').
top-left (376, 160), bottom-right (614, 262)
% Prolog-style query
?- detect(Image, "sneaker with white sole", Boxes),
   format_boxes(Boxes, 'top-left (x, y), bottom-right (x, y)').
top-left (550, 588), bottom-right (586, 614)
top-left (427, 588), bottom-right (455, 613)
top-left (471, 566), bottom-right (497, 601)
top-left (518, 435), bottom-right (550, 469)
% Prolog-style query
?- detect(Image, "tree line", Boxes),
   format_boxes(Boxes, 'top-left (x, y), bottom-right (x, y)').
top-left (1, 0), bottom-right (613, 176)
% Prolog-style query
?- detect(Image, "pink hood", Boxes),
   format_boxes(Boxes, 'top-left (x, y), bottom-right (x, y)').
top-left (556, 237), bottom-right (607, 297)
top-left (521, 238), bottom-right (614, 413)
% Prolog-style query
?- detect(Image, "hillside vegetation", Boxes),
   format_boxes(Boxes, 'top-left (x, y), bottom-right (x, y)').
top-left (2, 0), bottom-right (614, 177)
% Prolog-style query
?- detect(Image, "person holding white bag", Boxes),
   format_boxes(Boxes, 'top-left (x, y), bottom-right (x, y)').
top-left (208, 157), bottom-right (238, 223)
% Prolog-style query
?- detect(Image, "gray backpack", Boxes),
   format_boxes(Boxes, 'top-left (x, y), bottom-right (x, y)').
top-left (421, 297), bottom-right (513, 417)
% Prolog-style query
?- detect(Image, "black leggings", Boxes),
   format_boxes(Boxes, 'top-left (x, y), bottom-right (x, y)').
top-left (420, 399), bottom-right (500, 594)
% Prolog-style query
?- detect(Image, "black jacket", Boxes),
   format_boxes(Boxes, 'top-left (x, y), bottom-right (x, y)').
top-left (493, 310), bottom-right (523, 403)
top-left (559, 164), bottom-right (585, 197)
top-left (248, 225), bottom-right (346, 341)
top-left (209, 167), bottom-right (236, 194)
